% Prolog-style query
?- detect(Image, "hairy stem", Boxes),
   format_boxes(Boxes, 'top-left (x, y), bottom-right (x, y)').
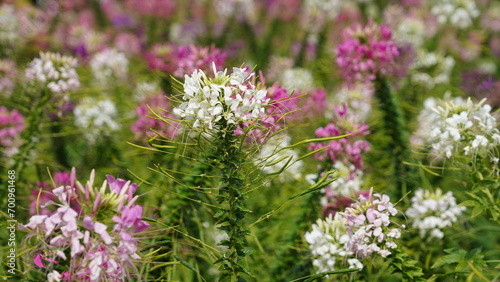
top-left (212, 120), bottom-right (251, 281)
top-left (374, 75), bottom-right (412, 198)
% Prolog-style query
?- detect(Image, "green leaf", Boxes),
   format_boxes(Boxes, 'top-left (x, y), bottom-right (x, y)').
top-left (237, 248), bottom-right (254, 256)
top-left (459, 200), bottom-right (478, 207)
top-left (432, 254), bottom-right (465, 269)
top-left (471, 205), bottom-right (485, 218)
top-left (174, 254), bottom-right (197, 273)
top-left (214, 209), bottom-right (226, 218)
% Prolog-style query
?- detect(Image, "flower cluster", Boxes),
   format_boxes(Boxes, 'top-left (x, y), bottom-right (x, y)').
top-left (145, 43), bottom-right (226, 77)
top-left (173, 66), bottom-right (269, 131)
top-left (0, 59), bottom-right (16, 97)
top-left (305, 214), bottom-right (363, 273)
top-left (391, 16), bottom-right (426, 48)
top-left (25, 52), bottom-right (80, 94)
top-left (411, 96), bottom-right (465, 147)
top-left (24, 169), bottom-right (150, 281)
top-left (74, 98), bottom-right (120, 143)
top-left (280, 67), bottom-right (314, 92)
top-left (89, 49), bottom-right (129, 85)
top-left (336, 21), bottom-right (400, 86)
top-left (406, 188), bottom-right (465, 239)
top-left (410, 51), bottom-right (455, 89)
top-left (309, 105), bottom-right (370, 171)
top-left (131, 93), bottom-right (180, 140)
top-left (427, 98), bottom-right (500, 160)
top-left (431, 0), bottom-right (479, 29)
top-left (0, 106), bottom-right (25, 158)
top-left (342, 191), bottom-right (402, 258)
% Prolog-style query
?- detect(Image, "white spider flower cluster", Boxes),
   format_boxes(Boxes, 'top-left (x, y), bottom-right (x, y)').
top-left (0, 4), bottom-right (19, 51)
top-left (25, 52), bottom-right (80, 94)
top-left (393, 17), bottom-right (426, 48)
top-left (406, 188), bottom-right (465, 239)
top-left (342, 191), bottom-right (403, 258)
top-left (427, 98), bottom-right (500, 160)
top-left (173, 66), bottom-right (269, 131)
top-left (281, 68), bottom-right (314, 92)
top-left (90, 49), bottom-right (129, 85)
top-left (411, 96), bottom-right (466, 147)
top-left (431, 0), bottom-right (479, 29)
top-left (255, 135), bottom-right (303, 182)
top-left (74, 98), bottom-right (120, 143)
top-left (305, 214), bottom-right (363, 274)
top-left (411, 51), bottom-right (455, 89)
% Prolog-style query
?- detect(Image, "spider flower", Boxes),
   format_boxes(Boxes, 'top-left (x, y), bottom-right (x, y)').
top-left (173, 65), bottom-right (269, 131)
top-left (0, 106), bottom-right (25, 158)
top-left (25, 52), bottom-right (80, 94)
top-left (24, 169), bottom-right (150, 282)
top-left (305, 214), bottom-right (363, 273)
top-left (406, 188), bottom-right (465, 239)
top-left (336, 21), bottom-right (400, 86)
top-left (342, 190), bottom-right (403, 258)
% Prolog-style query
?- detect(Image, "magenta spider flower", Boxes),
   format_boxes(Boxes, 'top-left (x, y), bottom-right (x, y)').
top-left (309, 105), bottom-right (370, 171)
top-left (336, 21), bottom-right (400, 86)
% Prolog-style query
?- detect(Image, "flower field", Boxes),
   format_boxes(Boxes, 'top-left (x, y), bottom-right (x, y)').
top-left (1, 0), bottom-right (500, 281)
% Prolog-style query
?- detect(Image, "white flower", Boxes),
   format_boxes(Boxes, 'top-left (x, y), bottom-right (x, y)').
top-left (90, 49), bottom-right (129, 85)
top-left (406, 188), bottom-right (465, 239)
top-left (305, 214), bottom-right (362, 273)
top-left (281, 68), bottom-right (314, 92)
top-left (343, 191), bottom-right (401, 258)
top-left (173, 66), bottom-right (269, 131)
top-left (425, 97), bottom-right (500, 160)
top-left (393, 17), bottom-right (426, 48)
top-left (47, 270), bottom-right (61, 282)
top-left (411, 51), bottom-right (455, 89)
top-left (74, 98), bottom-right (120, 143)
top-left (25, 52), bottom-right (80, 94)
top-left (431, 0), bottom-right (479, 29)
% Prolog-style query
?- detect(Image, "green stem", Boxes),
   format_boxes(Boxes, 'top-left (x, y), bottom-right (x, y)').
top-left (374, 76), bottom-right (412, 199)
top-left (213, 121), bottom-right (251, 281)
top-left (12, 90), bottom-right (51, 178)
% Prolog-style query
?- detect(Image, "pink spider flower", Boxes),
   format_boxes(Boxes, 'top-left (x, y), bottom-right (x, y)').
top-left (336, 21), bottom-right (400, 86)
top-left (309, 105), bottom-right (370, 171)
top-left (23, 169), bottom-right (150, 281)
top-left (0, 107), bottom-right (25, 157)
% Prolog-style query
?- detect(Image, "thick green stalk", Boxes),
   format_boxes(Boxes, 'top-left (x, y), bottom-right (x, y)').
top-left (212, 120), bottom-right (252, 281)
top-left (374, 75), bottom-right (412, 198)
top-left (12, 89), bottom-right (51, 178)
